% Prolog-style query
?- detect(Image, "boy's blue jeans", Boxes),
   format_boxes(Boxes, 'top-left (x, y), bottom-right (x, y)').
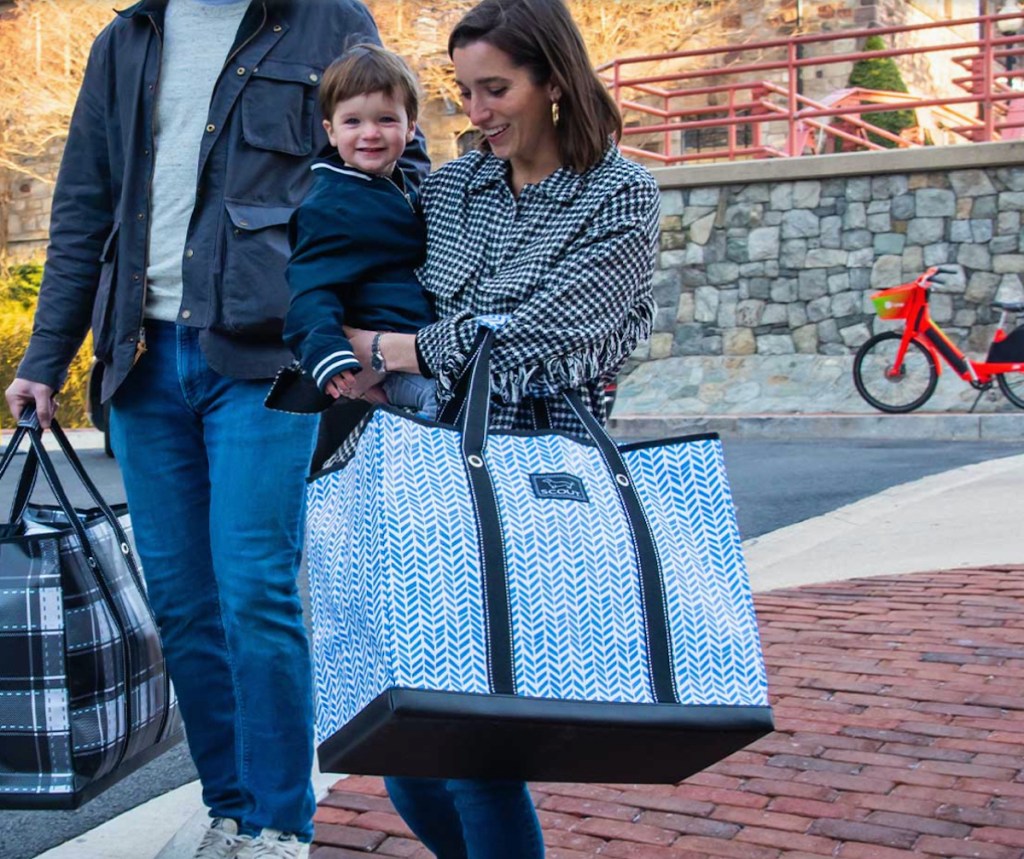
top-left (384, 777), bottom-right (545, 858)
top-left (109, 321), bottom-right (318, 839)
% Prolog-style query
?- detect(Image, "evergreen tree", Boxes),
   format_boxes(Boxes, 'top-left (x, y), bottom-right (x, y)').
top-left (848, 34), bottom-right (916, 148)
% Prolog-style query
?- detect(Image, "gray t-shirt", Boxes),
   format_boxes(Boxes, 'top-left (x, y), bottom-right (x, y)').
top-left (145, 0), bottom-right (249, 322)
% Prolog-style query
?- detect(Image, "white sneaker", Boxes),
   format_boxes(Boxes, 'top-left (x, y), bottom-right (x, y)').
top-left (193, 818), bottom-right (253, 859)
top-left (243, 829), bottom-right (307, 859)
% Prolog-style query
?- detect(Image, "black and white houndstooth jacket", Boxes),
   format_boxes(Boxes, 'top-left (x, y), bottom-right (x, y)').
top-left (414, 144), bottom-right (660, 437)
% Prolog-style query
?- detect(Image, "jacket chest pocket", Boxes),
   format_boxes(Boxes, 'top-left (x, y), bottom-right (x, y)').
top-left (218, 201), bottom-right (295, 337)
top-left (241, 59), bottom-right (320, 156)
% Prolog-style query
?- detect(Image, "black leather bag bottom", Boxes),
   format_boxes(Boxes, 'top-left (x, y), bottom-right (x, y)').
top-left (317, 688), bottom-right (773, 783)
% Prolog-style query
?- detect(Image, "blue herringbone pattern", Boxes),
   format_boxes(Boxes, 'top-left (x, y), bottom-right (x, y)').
top-left (306, 411), bottom-right (489, 742)
top-left (307, 410), bottom-right (768, 742)
top-left (485, 433), bottom-right (653, 702)
top-left (623, 439), bottom-right (770, 707)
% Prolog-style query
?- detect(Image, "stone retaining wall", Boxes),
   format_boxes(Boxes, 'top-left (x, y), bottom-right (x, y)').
top-left (619, 140), bottom-right (1024, 415)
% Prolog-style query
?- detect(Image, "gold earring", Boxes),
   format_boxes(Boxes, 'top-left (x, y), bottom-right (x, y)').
top-left (551, 100), bottom-right (560, 126)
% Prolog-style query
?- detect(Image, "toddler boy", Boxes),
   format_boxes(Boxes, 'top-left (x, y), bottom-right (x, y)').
top-left (284, 44), bottom-right (436, 417)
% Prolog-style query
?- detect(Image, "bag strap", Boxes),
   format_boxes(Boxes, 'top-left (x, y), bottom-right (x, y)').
top-left (445, 326), bottom-right (680, 704)
top-left (9, 411), bottom-right (103, 572)
top-left (8, 446), bottom-right (40, 528)
top-left (562, 392), bottom-right (679, 704)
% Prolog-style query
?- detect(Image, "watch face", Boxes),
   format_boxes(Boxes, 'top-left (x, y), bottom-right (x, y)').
top-left (371, 335), bottom-right (385, 372)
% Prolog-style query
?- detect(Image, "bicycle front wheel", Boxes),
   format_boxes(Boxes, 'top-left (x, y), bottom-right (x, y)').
top-left (853, 331), bottom-right (938, 413)
top-left (997, 371), bottom-right (1024, 409)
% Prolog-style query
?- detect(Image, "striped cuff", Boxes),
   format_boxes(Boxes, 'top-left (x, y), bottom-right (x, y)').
top-left (313, 350), bottom-right (361, 390)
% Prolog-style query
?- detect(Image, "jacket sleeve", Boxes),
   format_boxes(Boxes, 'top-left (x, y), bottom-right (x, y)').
top-left (17, 31), bottom-right (115, 390)
top-left (415, 177), bottom-right (660, 402)
top-left (283, 199), bottom-right (366, 390)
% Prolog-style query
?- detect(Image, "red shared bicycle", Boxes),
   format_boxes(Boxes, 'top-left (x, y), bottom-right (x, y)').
top-left (853, 266), bottom-right (1024, 413)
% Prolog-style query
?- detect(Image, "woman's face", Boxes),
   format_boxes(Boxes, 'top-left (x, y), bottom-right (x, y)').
top-left (452, 40), bottom-right (561, 181)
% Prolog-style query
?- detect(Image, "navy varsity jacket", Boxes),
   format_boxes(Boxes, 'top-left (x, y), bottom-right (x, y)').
top-left (283, 155), bottom-right (434, 391)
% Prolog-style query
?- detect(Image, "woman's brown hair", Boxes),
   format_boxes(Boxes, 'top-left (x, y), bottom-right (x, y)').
top-left (448, 0), bottom-right (622, 173)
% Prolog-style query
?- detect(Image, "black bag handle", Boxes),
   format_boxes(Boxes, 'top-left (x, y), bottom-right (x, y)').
top-left (437, 325), bottom-right (680, 704)
top-left (1, 410), bottom-right (143, 589)
top-left (8, 446), bottom-right (40, 527)
top-left (1, 410), bottom-right (103, 572)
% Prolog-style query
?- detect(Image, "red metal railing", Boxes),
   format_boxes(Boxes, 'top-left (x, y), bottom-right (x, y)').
top-left (599, 11), bottom-right (1024, 164)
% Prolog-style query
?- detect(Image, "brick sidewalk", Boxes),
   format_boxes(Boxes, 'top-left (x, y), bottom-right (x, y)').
top-left (311, 566), bottom-right (1024, 859)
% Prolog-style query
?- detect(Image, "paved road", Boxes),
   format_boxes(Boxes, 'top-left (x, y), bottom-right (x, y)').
top-left (1, 435), bottom-right (1020, 859)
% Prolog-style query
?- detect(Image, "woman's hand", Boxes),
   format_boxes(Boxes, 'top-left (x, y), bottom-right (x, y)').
top-left (344, 326), bottom-right (376, 369)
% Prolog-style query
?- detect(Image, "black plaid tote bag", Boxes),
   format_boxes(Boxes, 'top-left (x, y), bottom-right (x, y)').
top-left (0, 411), bottom-right (182, 809)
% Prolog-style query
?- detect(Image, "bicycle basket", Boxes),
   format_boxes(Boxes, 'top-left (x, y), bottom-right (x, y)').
top-left (871, 284), bottom-right (916, 320)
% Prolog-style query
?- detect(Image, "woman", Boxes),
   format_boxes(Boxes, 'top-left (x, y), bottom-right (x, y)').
top-left (342, 0), bottom-right (661, 854)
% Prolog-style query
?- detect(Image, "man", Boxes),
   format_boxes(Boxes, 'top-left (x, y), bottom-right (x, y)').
top-left (5, 1), bottom-right (429, 857)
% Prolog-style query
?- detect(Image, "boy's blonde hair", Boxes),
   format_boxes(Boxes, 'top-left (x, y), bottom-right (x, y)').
top-left (319, 44), bottom-right (420, 122)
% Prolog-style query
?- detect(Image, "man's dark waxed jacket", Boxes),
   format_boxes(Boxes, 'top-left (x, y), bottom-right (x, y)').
top-left (17, 0), bottom-right (430, 401)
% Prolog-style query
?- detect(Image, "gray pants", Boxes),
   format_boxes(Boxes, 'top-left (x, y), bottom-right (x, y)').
top-left (383, 372), bottom-right (438, 419)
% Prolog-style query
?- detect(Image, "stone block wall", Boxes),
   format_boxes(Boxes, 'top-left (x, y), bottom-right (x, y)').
top-left (618, 141), bottom-right (1024, 415)
top-left (3, 142), bottom-right (61, 260)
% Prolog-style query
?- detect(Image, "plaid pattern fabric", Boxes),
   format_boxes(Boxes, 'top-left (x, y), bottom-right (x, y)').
top-left (0, 502), bottom-right (182, 806)
top-left (415, 145), bottom-right (660, 437)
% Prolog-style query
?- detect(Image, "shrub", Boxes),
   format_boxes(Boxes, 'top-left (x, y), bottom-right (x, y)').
top-left (0, 262), bottom-right (92, 430)
top-left (848, 34), bottom-right (917, 148)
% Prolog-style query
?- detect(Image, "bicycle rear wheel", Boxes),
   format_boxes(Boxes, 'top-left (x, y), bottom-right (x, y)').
top-left (853, 331), bottom-right (938, 413)
top-left (997, 371), bottom-right (1024, 409)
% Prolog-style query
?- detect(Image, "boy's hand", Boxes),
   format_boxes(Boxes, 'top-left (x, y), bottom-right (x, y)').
top-left (326, 369), bottom-right (387, 402)
top-left (325, 370), bottom-right (359, 400)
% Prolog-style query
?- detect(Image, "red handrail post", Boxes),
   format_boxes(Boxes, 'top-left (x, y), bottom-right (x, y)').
top-left (982, 13), bottom-right (996, 141)
top-left (664, 93), bottom-right (672, 161)
top-left (612, 61), bottom-right (621, 117)
top-left (787, 41), bottom-right (799, 156)
top-left (728, 86), bottom-right (737, 160)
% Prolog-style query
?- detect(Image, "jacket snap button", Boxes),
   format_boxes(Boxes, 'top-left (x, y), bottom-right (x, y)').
top-left (206, 123), bottom-right (216, 133)
top-left (309, 73), bottom-right (318, 83)
top-left (273, 24), bottom-right (282, 32)
top-left (185, 248), bottom-right (194, 258)
top-left (181, 309), bottom-right (192, 320)
top-left (236, 67), bottom-right (246, 76)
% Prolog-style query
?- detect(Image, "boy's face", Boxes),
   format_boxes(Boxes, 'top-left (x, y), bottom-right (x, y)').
top-left (323, 90), bottom-right (416, 176)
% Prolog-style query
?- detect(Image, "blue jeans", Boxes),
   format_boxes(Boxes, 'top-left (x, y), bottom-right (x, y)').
top-left (384, 777), bottom-right (545, 858)
top-left (109, 322), bottom-right (318, 839)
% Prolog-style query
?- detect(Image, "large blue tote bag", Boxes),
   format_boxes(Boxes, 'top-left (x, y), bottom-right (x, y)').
top-left (306, 326), bottom-right (773, 783)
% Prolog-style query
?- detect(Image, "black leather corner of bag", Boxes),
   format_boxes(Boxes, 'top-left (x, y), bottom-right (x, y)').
top-left (264, 362), bottom-right (334, 414)
top-left (316, 689), bottom-right (773, 783)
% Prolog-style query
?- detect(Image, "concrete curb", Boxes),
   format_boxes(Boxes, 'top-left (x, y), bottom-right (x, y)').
top-left (743, 452), bottom-right (1024, 591)
top-left (609, 411), bottom-right (1024, 441)
top-left (33, 769), bottom-right (343, 859)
